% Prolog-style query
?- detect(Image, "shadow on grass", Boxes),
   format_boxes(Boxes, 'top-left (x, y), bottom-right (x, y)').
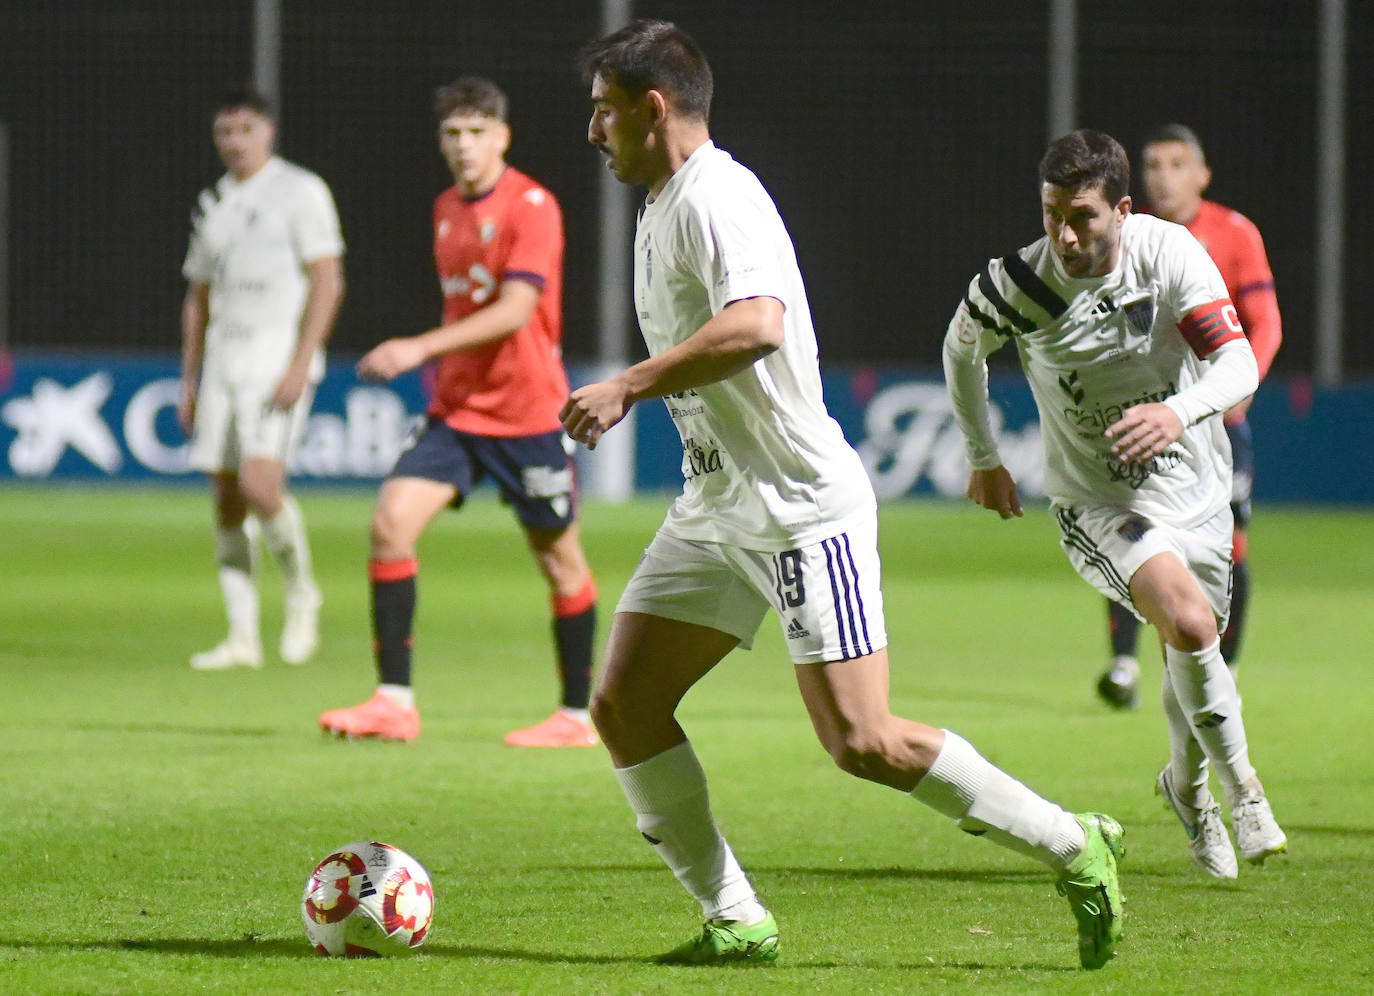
top-left (0, 936), bottom-right (651, 966)
top-left (0, 938), bottom-right (1080, 973)
top-left (554, 862), bottom-right (1047, 885)
top-left (67, 721), bottom-right (284, 739)
top-left (1282, 823), bottom-right (1374, 838)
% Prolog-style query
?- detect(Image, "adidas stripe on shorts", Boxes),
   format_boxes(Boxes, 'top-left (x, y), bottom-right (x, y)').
top-left (616, 511), bottom-right (888, 665)
top-left (1053, 502), bottom-right (1233, 630)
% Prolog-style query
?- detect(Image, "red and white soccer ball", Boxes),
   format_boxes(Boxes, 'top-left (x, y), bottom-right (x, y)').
top-left (301, 841), bottom-right (434, 956)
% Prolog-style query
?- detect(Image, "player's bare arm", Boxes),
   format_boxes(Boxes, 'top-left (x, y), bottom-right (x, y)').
top-left (561, 296), bottom-right (783, 449)
top-left (178, 281), bottom-right (210, 433)
top-left (966, 466), bottom-right (1023, 519)
top-left (271, 255), bottom-right (344, 409)
top-left (357, 279), bottom-right (539, 383)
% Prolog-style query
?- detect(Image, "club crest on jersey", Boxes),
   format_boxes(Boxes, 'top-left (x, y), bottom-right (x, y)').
top-left (479, 219), bottom-right (497, 244)
top-left (1116, 517), bottom-right (1148, 542)
top-left (1124, 299), bottom-right (1156, 337)
top-left (436, 219), bottom-right (451, 239)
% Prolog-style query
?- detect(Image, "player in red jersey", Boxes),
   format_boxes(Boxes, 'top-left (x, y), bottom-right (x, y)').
top-left (1096, 124), bottom-right (1282, 709)
top-left (319, 77), bottom-right (598, 746)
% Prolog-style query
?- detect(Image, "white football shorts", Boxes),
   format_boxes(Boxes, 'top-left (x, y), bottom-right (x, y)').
top-left (188, 375), bottom-right (315, 473)
top-left (616, 512), bottom-right (888, 664)
top-left (1052, 502), bottom-right (1233, 630)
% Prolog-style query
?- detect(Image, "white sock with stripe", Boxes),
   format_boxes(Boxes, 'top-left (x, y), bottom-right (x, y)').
top-left (215, 518), bottom-right (260, 650)
top-left (1165, 639), bottom-right (1255, 806)
top-left (261, 495), bottom-right (315, 593)
top-left (910, 730), bottom-right (1086, 872)
top-left (614, 741), bottom-right (766, 924)
top-left (1161, 667), bottom-right (1211, 805)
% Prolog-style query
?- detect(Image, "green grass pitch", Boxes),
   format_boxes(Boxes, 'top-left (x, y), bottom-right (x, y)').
top-left (2, 486), bottom-right (1371, 994)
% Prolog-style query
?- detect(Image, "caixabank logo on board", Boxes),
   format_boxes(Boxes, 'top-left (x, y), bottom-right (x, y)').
top-left (0, 355), bottom-right (424, 481)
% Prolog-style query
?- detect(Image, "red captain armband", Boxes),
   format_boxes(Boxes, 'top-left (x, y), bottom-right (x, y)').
top-left (1178, 298), bottom-right (1246, 358)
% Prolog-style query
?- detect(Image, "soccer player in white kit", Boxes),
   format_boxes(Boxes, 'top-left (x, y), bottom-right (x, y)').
top-left (943, 129), bottom-right (1287, 880)
top-left (562, 21), bottom-right (1123, 969)
top-left (179, 88), bottom-right (345, 670)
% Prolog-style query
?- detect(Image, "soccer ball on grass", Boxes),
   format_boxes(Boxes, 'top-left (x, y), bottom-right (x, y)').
top-left (301, 841), bottom-right (434, 956)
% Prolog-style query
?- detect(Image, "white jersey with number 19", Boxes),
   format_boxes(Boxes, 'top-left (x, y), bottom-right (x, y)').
top-left (944, 213), bottom-right (1250, 529)
top-left (633, 142), bottom-right (874, 551)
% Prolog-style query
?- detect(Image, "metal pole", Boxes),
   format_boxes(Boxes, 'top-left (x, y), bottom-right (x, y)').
top-left (1314, 0), bottom-right (1346, 387)
top-left (0, 121), bottom-right (9, 351)
top-left (253, 0), bottom-right (282, 112)
top-left (1046, 0), bottom-right (1077, 141)
top-left (587, 0), bottom-right (637, 501)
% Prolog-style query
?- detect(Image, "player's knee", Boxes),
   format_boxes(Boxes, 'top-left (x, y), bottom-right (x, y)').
top-left (589, 683), bottom-right (634, 747)
top-left (1169, 601), bottom-right (1220, 652)
top-left (237, 476), bottom-right (281, 517)
top-left (369, 506), bottom-right (410, 558)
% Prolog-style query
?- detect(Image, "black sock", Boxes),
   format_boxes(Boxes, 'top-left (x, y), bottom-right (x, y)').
top-left (1221, 558), bottom-right (1250, 665)
top-left (371, 560), bottom-right (417, 687)
top-left (1108, 598), bottom-right (1139, 659)
top-left (553, 605), bottom-right (595, 709)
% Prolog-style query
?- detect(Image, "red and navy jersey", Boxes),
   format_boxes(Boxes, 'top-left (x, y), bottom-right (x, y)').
top-left (1179, 200), bottom-right (1282, 381)
top-left (429, 167), bottom-right (567, 436)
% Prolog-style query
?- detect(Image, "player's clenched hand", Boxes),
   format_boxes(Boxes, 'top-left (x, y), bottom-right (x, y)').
top-left (1106, 402), bottom-right (1183, 463)
top-left (357, 337), bottom-right (428, 383)
top-left (269, 365), bottom-right (308, 410)
top-left (966, 466), bottom-right (1023, 519)
top-left (561, 379), bottom-right (631, 450)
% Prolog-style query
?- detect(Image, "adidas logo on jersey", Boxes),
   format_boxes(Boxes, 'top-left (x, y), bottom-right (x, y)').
top-left (785, 617), bottom-right (811, 640)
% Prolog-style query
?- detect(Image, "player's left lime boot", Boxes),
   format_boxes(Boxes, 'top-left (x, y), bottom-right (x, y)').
top-left (657, 913), bottom-right (779, 965)
top-left (1056, 813), bottom-right (1125, 970)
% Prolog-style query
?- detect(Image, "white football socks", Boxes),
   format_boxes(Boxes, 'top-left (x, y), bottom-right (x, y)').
top-left (262, 495), bottom-right (315, 593)
top-left (378, 684), bottom-right (415, 709)
top-left (614, 741), bottom-right (766, 924)
top-left (1165, 638), bottom-right (1256, 806)
top-left (215, 519), bottom-right (260, 649)
top-left (910, 730), bottom-right (1086, 871)
top-left (1161, 667), bottom-right (1211, 806)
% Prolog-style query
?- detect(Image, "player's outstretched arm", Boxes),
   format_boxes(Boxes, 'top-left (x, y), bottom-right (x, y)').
top-left (966, 466), bottom-right (1023, 519)
top-left (562, 296), bottom-right (783, 450)
top-left (357, 279), bottom-right (539, 383)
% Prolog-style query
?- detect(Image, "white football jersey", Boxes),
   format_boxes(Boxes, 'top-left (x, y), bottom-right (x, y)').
top-left (182, 156), bottom-right (344, 384)
top-left (633, 142), bottom-right (874, 550)
top-left (945, 213), bottom-right (1243, 527)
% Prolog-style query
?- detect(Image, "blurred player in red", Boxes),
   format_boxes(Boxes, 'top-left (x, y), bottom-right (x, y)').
top-left (1097, 124), bottom-right (1282, 708)
top-left (318, 77), bottom-right (598, 745)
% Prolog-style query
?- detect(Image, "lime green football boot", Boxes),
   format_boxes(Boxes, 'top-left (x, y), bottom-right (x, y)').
top-left (657, 913), bottom-right (780, 965)
top-left (1056, 813), bottom-right (1125, 969)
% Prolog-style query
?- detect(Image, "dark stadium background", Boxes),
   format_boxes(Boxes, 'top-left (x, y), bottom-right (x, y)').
top-left (1, 1), bottom-right (1368, 376)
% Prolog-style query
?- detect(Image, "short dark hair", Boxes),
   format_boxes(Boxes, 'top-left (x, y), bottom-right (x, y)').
top-left (1039, 129), bottom-right (1131, 205)
top-left (215, 86), bottom-right (273, 120)
top-left (1142, 122), bottom-right (1207, 163)
top-left (578, 19), bottom-right (713, 122)
top-left (433, 76), bottom-right (509, 125)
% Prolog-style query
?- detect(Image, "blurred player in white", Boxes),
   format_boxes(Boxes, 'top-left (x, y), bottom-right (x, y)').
top-left (943, 129), bottom-right (1286, 879)
top-left (179, 87), bottom-right (345, 670)
top-left (1095, 123), bottom-right (1283, 709)
top-left (563, 20), bottom-right (1123, 970)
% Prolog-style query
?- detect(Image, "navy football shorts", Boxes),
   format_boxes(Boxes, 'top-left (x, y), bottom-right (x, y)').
top-left (390, 417), bottom-right (578, 531)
